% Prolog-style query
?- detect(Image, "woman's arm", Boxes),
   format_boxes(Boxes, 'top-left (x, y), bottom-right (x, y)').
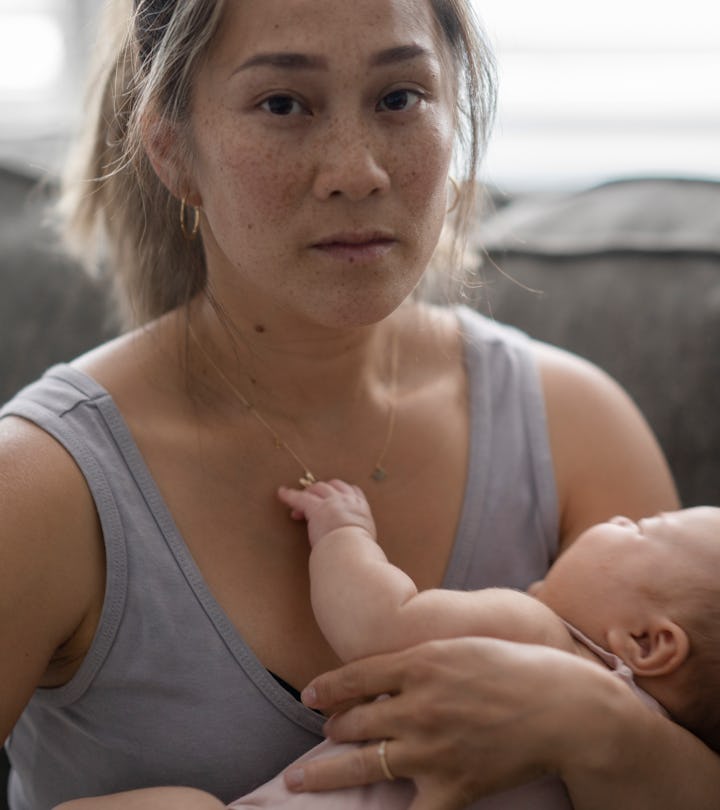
top-left (561, 675), bottom-right (720, 810)
top-left (0, 417), bottom-right (105, 741)
top-left (54, 787), bottom-right (226, 810)
top-left (537, 342), bottom-right (679, 545)
top-left (538, 347), bottom-right (720, 805)
top-left (533, 347), bottom-right (720, 805)
top-left (2, 422), bottom-right (226, 810)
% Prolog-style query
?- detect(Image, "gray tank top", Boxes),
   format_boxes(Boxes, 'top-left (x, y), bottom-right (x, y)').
top-left (0, 307), bottom-right (560, 809)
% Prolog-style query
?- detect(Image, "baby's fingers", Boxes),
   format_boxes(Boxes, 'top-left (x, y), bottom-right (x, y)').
top-left (276, 485), bottom-right (311, 517)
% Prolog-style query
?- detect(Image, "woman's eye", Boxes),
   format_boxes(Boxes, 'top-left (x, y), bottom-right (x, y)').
top-left (378, 89), bottom-right (422, 113)
top-left (260, 95), bottom-right (306, 116)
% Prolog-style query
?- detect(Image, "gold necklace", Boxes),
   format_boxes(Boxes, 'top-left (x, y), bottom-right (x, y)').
top-left (188, 325), bottom-right (399, 488)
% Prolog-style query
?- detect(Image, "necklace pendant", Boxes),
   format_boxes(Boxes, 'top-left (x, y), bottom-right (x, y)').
top-left (371, 466), bottom-right (388, 482)
top-left (299, 471), bottom-right (317, 488)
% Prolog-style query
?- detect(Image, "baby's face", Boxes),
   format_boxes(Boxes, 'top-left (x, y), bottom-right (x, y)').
top-left (531, 507), bottom-right (720, 637)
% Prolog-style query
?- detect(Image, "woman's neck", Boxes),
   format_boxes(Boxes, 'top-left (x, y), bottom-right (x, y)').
top-left (185, 292), bottom-right (407, 428)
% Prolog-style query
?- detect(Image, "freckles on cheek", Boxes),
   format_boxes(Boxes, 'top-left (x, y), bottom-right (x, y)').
top-left (398, 125), bottom-right (452, 209)
top-left (234, 146), bottom-right (304, 225)
top-left (403, 160), bottom-right (447, 221)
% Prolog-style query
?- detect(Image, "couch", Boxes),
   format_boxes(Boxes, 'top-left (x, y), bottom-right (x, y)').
top-left (1, 165), bottom-right (719, 806)
top-left (475, 177), bottom-right (720, 507)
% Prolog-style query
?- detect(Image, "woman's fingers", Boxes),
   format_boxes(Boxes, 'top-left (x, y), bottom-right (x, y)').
top-left (283, 737), bottom-right (477, 810)
top-left (322, 692), bottom-right (409, 744)
top-left (285, 739), bottom-right (403, 792)
top-left (302, 648), bottom-right (411, 714)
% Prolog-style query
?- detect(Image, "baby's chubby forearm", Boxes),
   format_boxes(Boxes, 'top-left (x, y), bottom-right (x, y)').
top-left (308, 522), bottom-right (419, 661)
top-left (278, 480), bottom-right (419, 660)
top-left (278, 481), bottom-right (576, 664)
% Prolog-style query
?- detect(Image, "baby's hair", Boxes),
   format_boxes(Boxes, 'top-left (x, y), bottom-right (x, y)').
top-left (669, 588), bottom-right (720, 752)
top-left (58, 0), bottom-right (496, 327)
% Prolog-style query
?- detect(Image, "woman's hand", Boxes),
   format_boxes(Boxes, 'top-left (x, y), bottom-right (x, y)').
top-left (286, 637), bottom-right (611, 809)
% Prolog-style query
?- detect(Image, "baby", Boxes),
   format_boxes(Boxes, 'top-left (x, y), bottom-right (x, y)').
top-left (56, 482), bottom-right (720, 809)
top-left (276, 481), bottom-right (720, 752)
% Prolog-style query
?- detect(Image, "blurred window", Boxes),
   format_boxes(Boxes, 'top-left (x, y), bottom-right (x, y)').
top-left (0, 0), bottom-right (98, 170)
top-left (0, 9), bottom-right (65, 96)
top-left (474, 0), bottom-right (720, 189)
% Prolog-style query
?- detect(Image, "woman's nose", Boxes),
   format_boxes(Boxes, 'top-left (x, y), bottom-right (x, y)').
top-left (312, 122), bottom-right (391, 202)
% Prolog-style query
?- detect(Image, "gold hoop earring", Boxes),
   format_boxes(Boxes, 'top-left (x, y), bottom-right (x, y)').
top-left (447, 177), bottom-right (461, 215)
top-left (180, 195), bottom-right (201, 241)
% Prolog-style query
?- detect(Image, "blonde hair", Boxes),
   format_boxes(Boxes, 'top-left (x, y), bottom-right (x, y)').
top-left (60, 0), bottom-right (496, 327)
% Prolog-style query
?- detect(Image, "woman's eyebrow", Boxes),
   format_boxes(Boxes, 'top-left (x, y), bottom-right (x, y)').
top-left (233, 53), bottom-right (328, 73)
top-left (232, 44), bottom-right (432, 75)
top-left (370, 44), bottom-right (432, 67)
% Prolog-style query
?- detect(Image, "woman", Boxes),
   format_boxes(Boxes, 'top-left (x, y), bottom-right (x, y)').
top-left (0, 0), bottom-right (716, 808)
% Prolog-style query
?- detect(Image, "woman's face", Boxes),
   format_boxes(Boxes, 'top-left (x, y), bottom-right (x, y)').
top-left (187, 0), bottom-right (456, 329)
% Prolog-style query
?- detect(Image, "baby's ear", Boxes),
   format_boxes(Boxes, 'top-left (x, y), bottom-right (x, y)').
top-left (607, 620), bottom-right (690, 677)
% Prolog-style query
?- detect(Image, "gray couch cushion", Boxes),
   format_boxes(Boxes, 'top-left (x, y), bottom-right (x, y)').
top-left (0, 165), bottom-right (115, 403)
top-left (479, 178), bottom-right (720, 256)
top-left (478, 178), bottom-right (720, 507)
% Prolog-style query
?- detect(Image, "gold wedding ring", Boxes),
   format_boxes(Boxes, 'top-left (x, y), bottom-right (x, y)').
top-left (377, 739), bottom-right (395, 781)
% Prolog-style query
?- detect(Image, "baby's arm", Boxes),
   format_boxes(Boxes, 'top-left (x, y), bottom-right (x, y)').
top-left (278, 480), bottom-right (419, 661)
top-left (278, 481), bottom-right (576, 662)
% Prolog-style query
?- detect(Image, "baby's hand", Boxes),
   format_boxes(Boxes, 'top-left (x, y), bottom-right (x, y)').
top-left (277, 479), bottom-right (377, 547)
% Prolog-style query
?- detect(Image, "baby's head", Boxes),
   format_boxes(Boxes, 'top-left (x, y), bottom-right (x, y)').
top-left (533, 507), bottom-right (720, 752)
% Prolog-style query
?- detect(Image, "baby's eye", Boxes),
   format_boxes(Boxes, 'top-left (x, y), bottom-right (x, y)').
top-left (377, 89), bottom-right (422, 113)
top-left (260, 95), bottom-right (307, 116)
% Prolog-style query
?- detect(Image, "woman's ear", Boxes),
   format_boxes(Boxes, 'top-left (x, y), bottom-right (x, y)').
top-left (607, 620), bottom-right (690, 677)
top-left (141, 112), bottom-right (200, 205)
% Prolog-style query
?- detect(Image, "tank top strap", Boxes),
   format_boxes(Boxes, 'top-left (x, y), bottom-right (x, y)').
top-left (443, 306), bottom-right (559, 591)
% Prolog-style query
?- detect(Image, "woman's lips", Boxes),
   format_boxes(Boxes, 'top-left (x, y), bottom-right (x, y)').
top-left (311, 233), bottom-right (397, 263)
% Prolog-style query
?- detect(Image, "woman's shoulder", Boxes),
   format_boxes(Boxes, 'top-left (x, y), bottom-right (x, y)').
top-left (531, 340), bottom-right (678, 547)
top-left (0, 411), bottom-right (90, 502)
top-left (69, 313), bottom-right (184, 420)
top-left (0, 415), bottom-right (105, 712)
top-left (0, 414), bottom-right (102, 570)
top-left (71, 318), bottom-right (165, 384)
